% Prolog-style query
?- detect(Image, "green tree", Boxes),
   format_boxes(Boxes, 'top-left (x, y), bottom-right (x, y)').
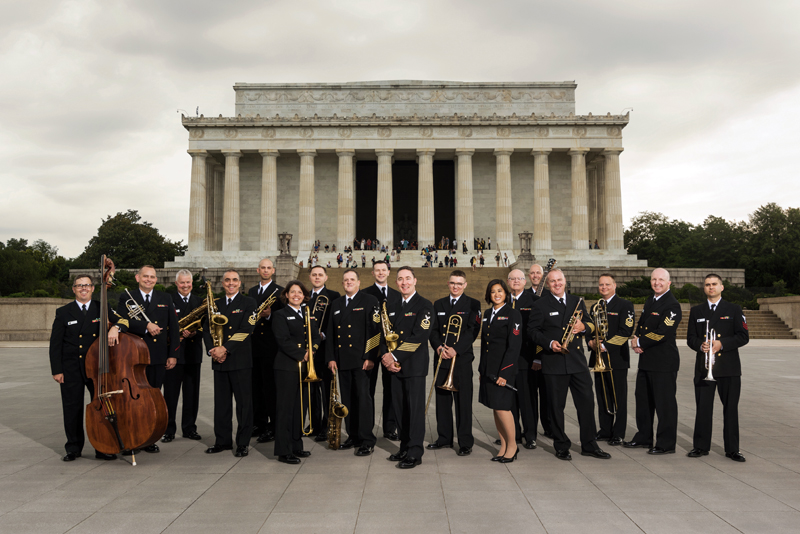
top-left (0, 249), bottom-right (46, 296)
top-left (74, 210), bottom-right (187, 269)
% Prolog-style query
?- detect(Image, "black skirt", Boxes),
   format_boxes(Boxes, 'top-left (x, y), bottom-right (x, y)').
top-left (478, 374), bottom-right (516, 411)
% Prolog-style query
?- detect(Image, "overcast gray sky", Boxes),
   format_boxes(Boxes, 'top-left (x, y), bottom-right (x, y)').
top-left (2, 0), bottom-right (798, 257)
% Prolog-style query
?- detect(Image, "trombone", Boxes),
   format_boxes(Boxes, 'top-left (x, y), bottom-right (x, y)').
top-left (124, 289), bottom-right (152, 323)
top-left (299, 306), bottom-right (322, 436)
top-left (704, 322), bottom-right (716, 382)
top-left (426, 315), bottom-right (462, 415)
top-left (312, 294), bottom-right (329, 334)
top-left (590, 299), bottom-right (618, 415)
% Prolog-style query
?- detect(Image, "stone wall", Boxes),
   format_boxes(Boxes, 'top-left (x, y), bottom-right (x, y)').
top-left (0, 298), bottom-right (72, 341)
top-left (758, 296), bottom-right (800, 338)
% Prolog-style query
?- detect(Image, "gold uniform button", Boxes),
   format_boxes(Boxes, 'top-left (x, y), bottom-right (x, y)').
top-left (93, 334), bottom-right (96, 337)
top-left (79, 355), bottom-right (82, 358)
top-left (153, 339), bottom-right (156, 342)
top-left (79, 335), bottom-right (82, 338)
top-left (348, 325), bottom-right (351, 328)
top-left (79, 345), bottom-right (83, 348)
top-left (338, 326), bottom-right (341, 329)
top-left (338, 345), bottom-right (342, 348)
top-left (400, 331), bottom-right (403, 334)
top-left (349, 344), bottom-right (352, 348)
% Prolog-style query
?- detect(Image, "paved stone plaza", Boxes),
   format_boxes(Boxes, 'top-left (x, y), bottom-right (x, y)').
top-left (1, 340), bottom-right (799, 534)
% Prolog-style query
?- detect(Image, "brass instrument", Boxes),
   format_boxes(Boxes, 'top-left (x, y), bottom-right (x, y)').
top-left (704, 322), bottom-right (716, 382)
top-left (425, 314), bottom-right (462, 415)
top-left (559, 297), bottom-right (584, 354)
top-left (312, 294), bottom-right (329, 334)
top-left (381, 301), bottom-right (400, 370)
top-left (178, 297), bottom-right (208, 333)
top-left (204, 282), bottom-right (228, 348)
top-left (299, 306), bottom-right (322, 436)
top-left (590, 299), bottom-right (618, 415)
top-left (326, 369), bottom-right (348, 450)
top-left (253, 287), bottom-right (279, 321)
top-left (124, 289), bottom-right (152, 324)
top-left (535, 258), bottom-right (557, 297)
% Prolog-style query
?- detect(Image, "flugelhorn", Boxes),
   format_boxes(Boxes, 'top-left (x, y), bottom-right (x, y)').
top-left (124, 289), bottom-right (152, 324)
top-left (253, 287), bottom-right (279, 321)
top-left (704, 322), bottom-right (716, 382)
top-left (425, 315), bottom-right (462, 415)
top-left (299, 306), bottom-right (321, 437)
top-left (559, 297), bottom-right (584, 354)
top-left (590, 299), bottom-right (617, 415)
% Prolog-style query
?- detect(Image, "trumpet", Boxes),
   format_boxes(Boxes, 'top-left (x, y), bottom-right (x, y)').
top-left (426, 314), bottom-right (462, 415)
top-left (590, 299), bottom-right (618, 415)
top-left (559, 297), bottom-right (584, 354)
top-left (253, 287), bottom-right (279, 321)
top-left (704, 322), bottom-right (716, 382)
top-left (124, 289), bottom-right (152, 324)
top-left (381, 301), bottom-right (400, 370)
top-left (299, 306), bottom-right (322, 436)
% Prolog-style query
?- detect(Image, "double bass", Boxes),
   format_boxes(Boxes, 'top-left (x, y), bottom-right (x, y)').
top-left (84, 256), bottom-right (168, 465)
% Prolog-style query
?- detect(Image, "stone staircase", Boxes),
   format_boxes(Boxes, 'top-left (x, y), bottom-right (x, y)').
top-left (626, 306), bottom-right (795, 340)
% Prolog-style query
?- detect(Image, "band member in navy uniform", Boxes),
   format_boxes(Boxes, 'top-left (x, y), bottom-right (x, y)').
top-left (587, 273), bottom-right (635, 446)
top-left (686, 274), bottom-right (749, 462)
top-left (162, 269), bottom-right (203, 443)
top-left (326, 269), bottom-right (380, 455)
top-left (308, 266), bottom-right (340, 442)
top-left (529, 269), bottom-right (610, 461)
top-left (50, 275), bottom-right (128, 461)
top-left (479, 280), bottom-right (522, 463)
top-left (363, 260), bottom-right (401, 441)
top-left (524, 263), bottom-right (552, 438)
top-left (271, 281), bottom-right (321, 464)
top-left (428, 270), bottom-right (481, 456)
top-left (625, 267), bottom-right (683, 455)
top-left (204, 270), bottom-right (256, 457)
top-left (381, 266), bottom-right (434, 469)
top-left (247, 258), bottom-right (283, 444)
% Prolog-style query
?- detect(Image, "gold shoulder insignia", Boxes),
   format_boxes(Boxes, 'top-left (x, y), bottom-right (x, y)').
top-left (373, 308), bottom-right (380, 323)
top-left (365, 334), bottom-right (380, 353)
top-left (396, 342), bottom-right (420, 352)
top-left (536, 345), bottom-right (543, 354)
top-left (664, 318), bottom-right (675, 327)
top-left (420, 312), bottom-right (431, 330)
top-left (248, 313), bottom-right (257, 326)
top-left (230, 333), bottom-right (249, 342)
top-left (625, 314), bottom-right (634, 327)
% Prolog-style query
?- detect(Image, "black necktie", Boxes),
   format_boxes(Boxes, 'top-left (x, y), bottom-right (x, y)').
top-left (313, 292), bottom-right (318, 301)
top-left (710, 304), bottom-right (716, 313)
top-left (259, 286), bottom-right (264, 296)
top-left (559, 297), bottom-right (566, 311)
top-left (381, 287), bottom-right (387, 300)
top-left (401, 300), bottom-right (407, 312)
top-left (227, 298), bottom-right (232, 306)
top-left (81, 304), bottom-right (87, 315)
top-left (346, 297), bottom-right (352, 308)
top-left (451, 299), bottom-right (456, 308)
top-left (145, 294), bottom-right (150, 305)
top-left (184, 297), bottom-right (189, 304)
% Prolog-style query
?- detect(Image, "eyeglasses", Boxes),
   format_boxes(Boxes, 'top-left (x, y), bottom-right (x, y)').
top-left (72, 284), bottom-right (94, 289)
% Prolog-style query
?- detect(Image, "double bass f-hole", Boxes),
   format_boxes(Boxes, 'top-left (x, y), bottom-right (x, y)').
top-left (122, 378), bottom-right (140, 400)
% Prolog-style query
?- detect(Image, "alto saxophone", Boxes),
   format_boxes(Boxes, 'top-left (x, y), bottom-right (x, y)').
top-left (381, 301), bottom-right (400, 370)
top-left (205, 282), bottom-right (227, 348)
top-left (326, 369), bottom-right (348, 450)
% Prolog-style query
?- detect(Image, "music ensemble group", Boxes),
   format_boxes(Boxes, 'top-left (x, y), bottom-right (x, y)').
top-left (49, 258), bottom-right (750, 468)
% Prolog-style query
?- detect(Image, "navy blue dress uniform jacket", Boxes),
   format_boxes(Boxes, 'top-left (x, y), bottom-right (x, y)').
top-left (247, 282), bottom-right (284, 350)
top-left (430, 295), bottom-right (482, 367)
top-left (479, 304), bottom-right (522, 381)
top-left (172, 292), bottom-right (204, 365)
top-left (686, 299), bottom-right (749, 378)
top-left (272, 306), bottom-right (322, 372)
top-left (511, 291), bottom-right (537, 365)
top-left (588, 296), bottom-right (635, 370)
top-left (379, 292), bottom-right (434, 378)
top-left (202, 293), bottom-right (257, 371)
top-left (635, 291), bottom-right (683, 373)
top-left (117, 290), bottom-right (180, 365)
top-left (325, 292), bottom-right (381, 370)
top-left (528, 294), bottom-right (595, 375)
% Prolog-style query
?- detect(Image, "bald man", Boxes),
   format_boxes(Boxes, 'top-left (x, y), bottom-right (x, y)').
top-left (624, 268), bottom-right (683, 455)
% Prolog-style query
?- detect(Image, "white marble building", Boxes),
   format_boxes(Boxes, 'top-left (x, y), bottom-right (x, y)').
top-left (168, 81), bottom-right (645, 268)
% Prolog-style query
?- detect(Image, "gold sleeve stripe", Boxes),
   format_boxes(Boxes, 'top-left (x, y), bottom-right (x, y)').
top-left (606, 335), bottom-right (628, 346)
top-left (117, 319), bottom-right (129, 328)
top-left (365, 334), bottom-right (380, 353)
top-left (645, 332), bottom-right (664, 341)
top-left (536, 346), bottom-right (543, 354)
top-left (587, 322), bottom-right (595, 333)
top-left (664, 318), bottom-right (676, 327)
top-left (396, 342), bottom-right (420, 352)
top-left (229, 333), bottom-right (249, 342)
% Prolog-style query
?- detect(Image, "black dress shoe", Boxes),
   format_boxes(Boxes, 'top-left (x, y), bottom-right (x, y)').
top-left (555, 449), bottom-right (572, 461)
top-left (426, 442), bottom-right (452, 450)
top-left (499, 450), bottom-right (518, 463)
top-left (457, 447), bottom-right (472, 456)
top-left (339, 438), bottom-right (355, 450)
top-left (607, 437), bottom-right (623, 446)
top-left (595, 433), bottom-right (610, 441)
top-left (62, 452), bottom-right (81, 462)
top-left (293, 450), bottom-right (311, 458)
top-left (95, 452), bottom-right (117, 461)
top-left (581, 448), bottom-right (611, 459)
top-left (355, 446), bottom-right (374, 457)
top-left (257, 431), bottom-right (275, 443)
top-left (314, 432), bottom-right (328, 442)
top-left (383, 431), bottom-right (399, 441)
top-left (388, 450), bottom-right (408, 462)
top-left (726, 452), bottom-right (746, 462)
top-left (687, 448), bottom-right (709, 458)
top-left (491, 455), bottom-right (503, 461)
top-left (623, 441), bottom-right (651, 449)
top-left (161, 434), bottom-right (174, 443)
top-left (523, 440), bottom-right (537, 450)
top-left (278, 454), bottom-right (301, 464)
top-left (183, 431), bottom-right (202, 440)
top-left (647, 447), bottom-right (675, 455)
top-left (143, 444), bottom-right (159, 453)
top-left (397, 457), bottom-right (421, 469)
top-left (234, 446), bottom-right (249, 457)
top-left (205, 445), bottom-right (232, 454)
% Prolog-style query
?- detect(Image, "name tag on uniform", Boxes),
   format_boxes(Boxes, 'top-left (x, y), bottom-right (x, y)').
top-left (697, 318), bottom-right (706, 322)
top-left (549, 311), bottom-right (559, 316)
top-left (483, 318), bottom-right (488, 322)
top-left (175, 309), bottom-right (180, 313)
top-left (334, 310), bottom-right (341, 315)
top-left (389, 312), bottom-right (396, 317)
top-left (287, 316), bottom-right (295, 320)
top-left (67, 320), bottom-right (78, 326)
top-left (438, 312), bottom-right (446, 315)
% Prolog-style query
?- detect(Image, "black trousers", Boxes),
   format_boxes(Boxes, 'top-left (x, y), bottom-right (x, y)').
top-left (544, 371), bottom-right (599, 453)
top-left (212, 368), bottom-right (253, 449)
top-left (273, 369), bottom-right (304, 456)
top-left (369, 364), bottom-right (397, 434)
top-left (391, 374), bottom-right (426, 459)
top-left (145, 364), bottom-right (166, 389)
top-left (339, 367), bottom-right (377, 447)
top-left (693, 375), bottom-right (740, 453)
top-left (594, 368), bottom-right (628, 440)
top-left (59, 360), bottom-right (92, 454)
top-left (433, 359), bottom-right (474, 448)
top-left (631, 369), bottom-right (678, 450)
top-left (163, 362), bottom-right (202, 436)
top-left (310, 352), bottom-right (331, 435)
top-left (252, 346), bottom-right (277, 432)
top-left (513, 364), bottom-right (551, 442)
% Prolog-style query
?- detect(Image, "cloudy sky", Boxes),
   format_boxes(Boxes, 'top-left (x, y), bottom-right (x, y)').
top-left (2, 0), bottom-right (798, 257)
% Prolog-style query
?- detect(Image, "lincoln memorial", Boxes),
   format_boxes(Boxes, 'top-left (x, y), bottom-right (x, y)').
top-left (167, 81), bottom-right (646, 268)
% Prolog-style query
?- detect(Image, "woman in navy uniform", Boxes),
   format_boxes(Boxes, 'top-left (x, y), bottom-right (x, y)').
top-left (478, 279), bottom-right (522, 463)
top-left (271, 281), bottom-right (321, 464)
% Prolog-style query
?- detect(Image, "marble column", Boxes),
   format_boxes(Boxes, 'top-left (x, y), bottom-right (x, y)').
top-left (259, 150), bottom-right (279, 252)
top-left (455, 149), bottom-right (475, 254)
top-left (604, 148), bottom-right (625, 250)
top-left (494, 150), bottom-right (514, 251)
top-left (376, 149), bottom-right (394, 250)
top-left (596, 157), bottom-right (607, 249)
top-left (187, 149), bottom-right (207, 252)
top-left (336, 150), bottom-right (356, 252)
top-left (531, 149), bottom-right (552, 251)
top-left (213, 163), bottom-right (224, 251)
top-left (416, 149), bottom-right (436, 248)
top-left (204, 158), bottom-right (216, 251)
top-left (221, 150), bottom-right (241, 252)
top-left (587, 163), bottom-right (598, 244)
top-left (297, 150), bottom-right (317, 252)
top-left (569, 148), bottom-right (591, 251)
